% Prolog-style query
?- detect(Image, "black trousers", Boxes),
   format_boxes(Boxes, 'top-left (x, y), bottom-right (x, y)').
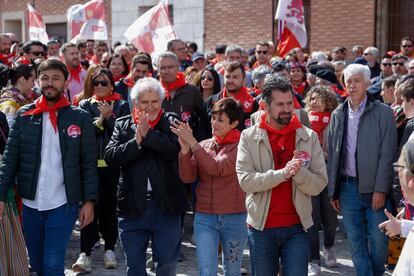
top-left (309, 186), bottom-right (338, 262)
top-left (80, 167), bottom-right (119, 255)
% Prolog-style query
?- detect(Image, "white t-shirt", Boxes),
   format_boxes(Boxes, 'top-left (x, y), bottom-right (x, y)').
top-left (393, 229), bottom-right (414, 276)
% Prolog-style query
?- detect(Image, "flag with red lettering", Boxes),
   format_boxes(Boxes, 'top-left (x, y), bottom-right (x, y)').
top-left (124, 1), bottom-right (176, 56)
top-left (27, 3), bottom-right (49, 44)
top-left (67, 0), bottom-right (107, 42)
top-left (275, 0), bottom-right (307, 57)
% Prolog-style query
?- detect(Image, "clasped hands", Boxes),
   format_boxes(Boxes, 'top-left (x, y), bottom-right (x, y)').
top-left (170, 120), bottom-right (197, 154)
top-left (96, 101), bottom-right (114, 127)
top-left (283, 151), bottom-right (302, 179)
top-left (135, 111), bottom-right (151, 145)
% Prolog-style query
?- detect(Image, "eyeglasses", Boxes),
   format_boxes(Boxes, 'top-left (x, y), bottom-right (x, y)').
top-left (402, 44), bottom-right (413, 48)
top-left (158, 65), bottom-right (177, 72)
top-left (256, 50), bottom-right (268, 55)
top-left (201, 76), bottom-right (213, 81)
top-left (382, 63), bottom-right (392, 67)
top-left (392, 62), bottom-right (405, 66)
top-left (93, 80), bottom-right (109, 87)
top-left (392, 162), bottom-right (405, 173)
top-left (30, 51), bottom-right (45, 57)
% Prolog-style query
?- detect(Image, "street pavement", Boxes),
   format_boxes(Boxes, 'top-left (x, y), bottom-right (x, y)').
top-left (64, 213), bottom-right (392, 276)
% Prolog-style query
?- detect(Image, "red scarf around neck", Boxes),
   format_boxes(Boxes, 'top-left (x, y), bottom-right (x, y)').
top-left (161, 72), bottom-right (187, 100)
top-left (124, 75), bottom-right (135, 88)
top-left (113, 74), bottom-right (127, 83)
top-left (93, 92), bottom-right (122, 102)
top-left (23, 95), bottom-right (71, 132)
top-left (67, 64), bottom-right (82, 83)
top-left (91, 55), bottom-right (100, 65)
top-left (0, 53), bottom-right (14, 67)
top-left (222, 86), bottom-right (255, 113)
top-left (214, 128), bottom-right (241, 145)
top-left (259, 111), bottom-right (302, 149)
top-left (293, 81), bottom-right (307, 96)
top-left (132, 108), bottom-right (164, 129)
top-left (309, 111), bottom-right (331, 145)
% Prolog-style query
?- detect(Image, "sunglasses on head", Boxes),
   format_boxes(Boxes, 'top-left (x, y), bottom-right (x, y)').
top-left (201, 76), bottom-right (213, 81)
top-left (93, 80), bottom-right (109, 87)
top-left (392, 62), bottom-right (405, 66)
top-left (256, 50), bottom-right (268, 55)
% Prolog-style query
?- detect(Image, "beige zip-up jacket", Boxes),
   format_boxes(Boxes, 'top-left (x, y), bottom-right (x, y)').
top-left (236, 123), bottom-right (328, 231)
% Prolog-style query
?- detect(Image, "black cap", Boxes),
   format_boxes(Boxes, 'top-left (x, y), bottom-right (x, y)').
top-left (315, 69), bottom-right (338, 84)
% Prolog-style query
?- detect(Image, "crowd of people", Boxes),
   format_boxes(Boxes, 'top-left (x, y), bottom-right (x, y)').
top-left (0, 31), bottom-right (414, 276)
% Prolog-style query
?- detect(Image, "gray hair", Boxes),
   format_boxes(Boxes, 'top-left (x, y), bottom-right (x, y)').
top-left (130, 77), bottom-right (165, 103)
top-left (343, 64), bottom-right (371, 82)
top-left (225, 44), bottom-right (243, 56)
top-left (114, 45), bottom-right (129, 55)
top-left (252, 65), bottom-right (271, 85)
top-left (332, 60), bottom-right (346, 67)
top-left (311, 51), bottom-right (327, 62)
top-left (157, 51), bottom-right (178, 65)
top-left (352, 45), bottom-right (364, 54)
top-left (364, 46), bottom-right (379, 57)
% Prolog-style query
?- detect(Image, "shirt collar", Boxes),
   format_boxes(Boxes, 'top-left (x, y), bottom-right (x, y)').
top-left (348, 95), bottom-right (367, 113)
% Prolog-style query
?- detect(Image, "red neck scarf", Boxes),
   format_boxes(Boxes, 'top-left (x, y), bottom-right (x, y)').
top-left (214, 129), bottom-right (241, 145)
top-left (222, 86), bottom-right (255, 113)
top-left (331, 85), bottom-right (348, 98)
top-left (161, 72), bottom-right (187, 100)
top-left (132, 108), bottom-right (164, 129)
top-left (249, 86), bottom-right (261, 97)
top-left (92, 92), bottom-right (122, 102)
top-left (91, 55), bottom-right (100, 65)
top-left (0, 53), bottom-right (14, 67)
top-left (23, 95), bottom-right (71, 132)
top-left (309, 111), bottom-right (331, 145)
top-left (293, 81), bottom-right (307, 96)
top-left (113, 74), bottom-right (127, 83)
top-left (259, 111), bottom-right (302, 149)
top-left (67, 64), bottom-right (82, 83)
top-left (124, 75), bottom-right (135, 88)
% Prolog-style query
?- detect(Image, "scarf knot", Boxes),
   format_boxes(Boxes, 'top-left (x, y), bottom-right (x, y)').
top-left (222, 86), bottom-right (255, 113)
top-left (161, 72), bottom-right (187, 100)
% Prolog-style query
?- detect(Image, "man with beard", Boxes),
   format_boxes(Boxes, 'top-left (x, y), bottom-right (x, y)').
top-left (199, 61), bottom-right (259, 141)
top-left (0, 34), bottom-right (14, 67)
top-left (236, 74), bottom-right (327, 276)
top-left (115, 53), bottom-right (153, 110)
top-left (0, 59), bottom-right (98, 275)
top-left (61, 42), bottom-right (87, 103)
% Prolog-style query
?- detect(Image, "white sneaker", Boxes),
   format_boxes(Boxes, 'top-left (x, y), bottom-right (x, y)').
top-left (72, 252), bottom-right (92, 273)
top-left (308, 262), bottom-right (321, 276)
top-left (323, 246), bottom-right (337, 267)
top-left (103, 250), bottom-right (117, 269)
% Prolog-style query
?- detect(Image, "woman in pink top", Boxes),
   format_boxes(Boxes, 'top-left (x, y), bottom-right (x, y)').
top-left (171, 97), bottom-right (247, 276)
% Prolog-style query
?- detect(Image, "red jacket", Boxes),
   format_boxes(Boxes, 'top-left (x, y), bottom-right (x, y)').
top-left (178, 139), bottom-right (246, 214)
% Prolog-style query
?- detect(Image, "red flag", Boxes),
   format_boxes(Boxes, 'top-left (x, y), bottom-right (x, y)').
top-left (66, 0), bottom-right (107, 42)
top-left (124, 1), bottom-right (176, 56)
top-left (275, 0), bottom-right (307, 57)
top-left (27, 3), bottom-right (49, 44)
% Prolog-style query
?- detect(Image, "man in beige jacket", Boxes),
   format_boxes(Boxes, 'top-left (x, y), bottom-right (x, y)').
top-left (236, 74), bottom-right (327, 276)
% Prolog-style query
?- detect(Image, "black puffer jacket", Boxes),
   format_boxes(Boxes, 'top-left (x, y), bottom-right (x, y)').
top-left (104, 112), bottom-right (187, 218)
top-left (79, 98), bottom-right (130, 162)
top-left (0, 104), bottom-right (99, 203)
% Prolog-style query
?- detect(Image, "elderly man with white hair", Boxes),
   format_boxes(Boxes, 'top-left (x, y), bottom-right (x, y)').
top-left (327, 64), bottom-right (397, 276)
top-left (104, 77), bottom-right (187, 275)
top-left (363, 46), bottom-right (381, 79)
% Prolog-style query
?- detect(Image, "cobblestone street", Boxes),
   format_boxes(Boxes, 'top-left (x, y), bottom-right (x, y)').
top-left (63, 213), bottom-right (393, 276)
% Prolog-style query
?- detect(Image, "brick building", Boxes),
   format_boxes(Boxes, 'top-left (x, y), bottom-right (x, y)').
top-left (1, 0), bottom-right (413, 57)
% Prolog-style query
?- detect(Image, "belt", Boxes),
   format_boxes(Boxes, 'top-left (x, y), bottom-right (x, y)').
top-left (340, 174), bottom-right (358, 182)
top-left (145, 191), bottom-right (153, 200)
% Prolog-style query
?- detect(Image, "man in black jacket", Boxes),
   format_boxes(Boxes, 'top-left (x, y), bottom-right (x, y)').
top-left (105, 77), bottom-right (186, 275)
top-left (0, 59), bottom-right (99, 275)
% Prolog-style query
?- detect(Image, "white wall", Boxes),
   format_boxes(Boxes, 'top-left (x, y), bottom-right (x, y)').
top-left (111, 0), bottom-right (204, 51)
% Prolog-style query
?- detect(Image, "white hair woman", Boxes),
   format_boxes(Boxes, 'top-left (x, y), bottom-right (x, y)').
top-left (104, 77), bottom-right (187, 275)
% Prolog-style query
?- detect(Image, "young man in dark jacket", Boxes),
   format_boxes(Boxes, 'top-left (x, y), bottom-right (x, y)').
top-left (105, 77), bottom-right (187, 275)
top-left (0, 59), bottom-right (99, 275)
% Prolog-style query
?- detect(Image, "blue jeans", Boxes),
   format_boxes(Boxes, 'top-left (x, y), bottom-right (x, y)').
top-left (118, 199), bottom-right (181, 276)
top-left (248, 224), bottom-right (310, 276)
top-left (22, 204), bottom-right (78, 276)
top-left (339, 180), bottom-right (390, 276)
top-left (194, 212), bottom-right (247, 276)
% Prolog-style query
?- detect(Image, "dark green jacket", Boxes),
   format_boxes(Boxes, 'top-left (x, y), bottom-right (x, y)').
top-left (0, 104), bottom-right (99, 204)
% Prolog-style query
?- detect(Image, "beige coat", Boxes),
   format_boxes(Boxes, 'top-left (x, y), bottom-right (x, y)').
top-left (236, 123), bottom-right (328, 231)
